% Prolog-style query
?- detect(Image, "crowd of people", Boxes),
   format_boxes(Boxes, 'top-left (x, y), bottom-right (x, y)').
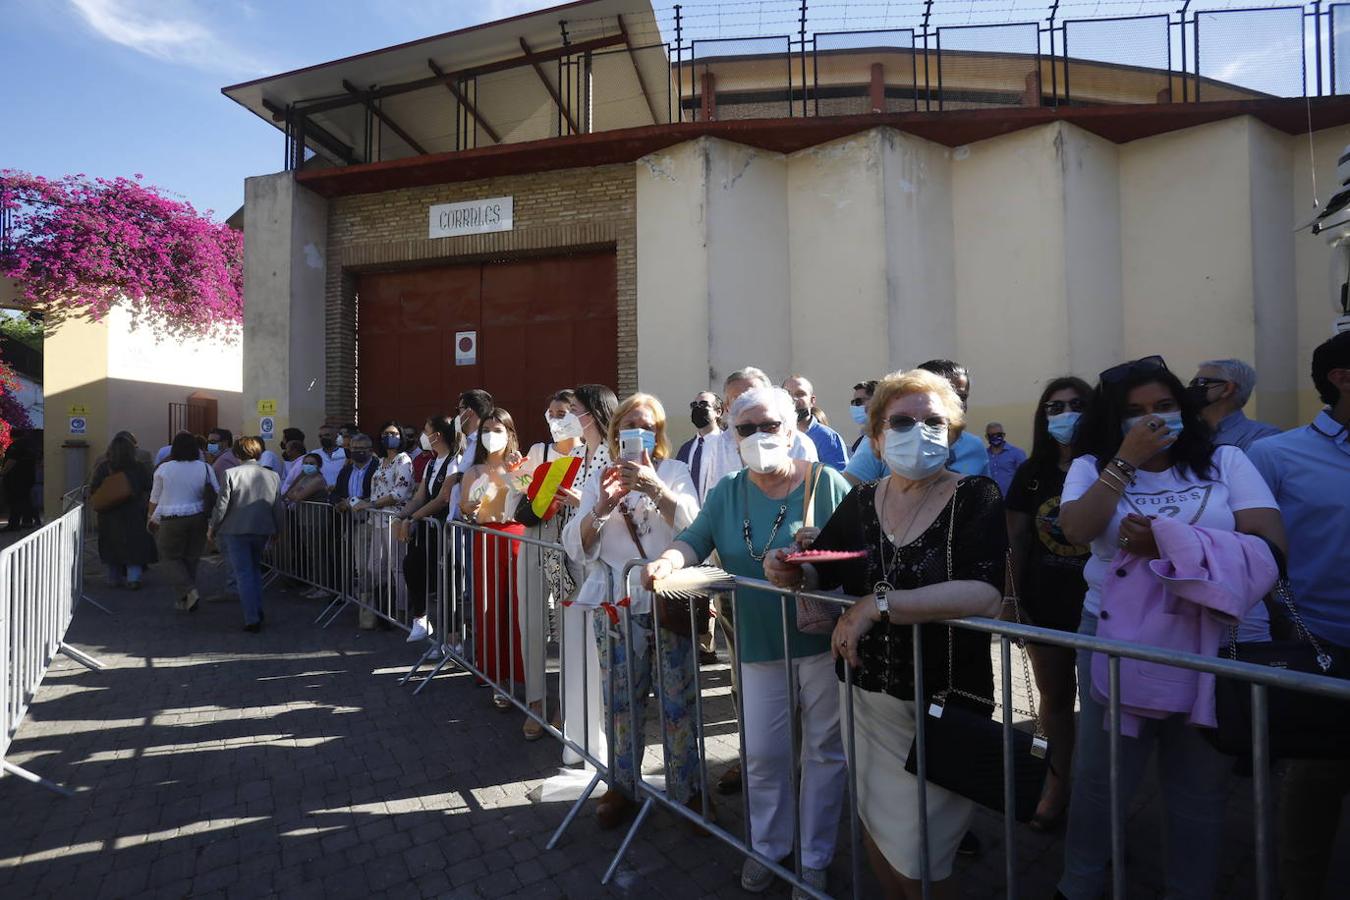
top-left (83, 332), bottom-right (1350, 899)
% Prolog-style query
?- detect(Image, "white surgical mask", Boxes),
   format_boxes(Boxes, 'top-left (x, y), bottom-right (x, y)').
top-left (419, 432), bottom-right (432, 452)
top-left (335, 434), bottom-right (345, 448)
top-left (1122, 411), bottom-right (1184, 439)
top-left (739, 432), bottom-right (790, 474)
top-left (883, 424), bottom-right (949, 480)
top-left (481, 430), bottom-right (509, 455)
top-left (548, 412), bottom-right (584, 442)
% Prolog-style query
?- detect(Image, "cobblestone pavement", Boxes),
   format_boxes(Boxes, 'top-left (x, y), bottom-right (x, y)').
top-left (2, 546), bottom-right (1347, 899)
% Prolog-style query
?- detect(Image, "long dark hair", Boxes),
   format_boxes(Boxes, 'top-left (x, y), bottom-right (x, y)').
top-left (573, 384), bottom-right (618, 438)
top-left (473, 408), bottom-right (520, 465)
top-left (1026, 376), bottom-right (1093, 482)
top-left (1076, 362), bottom-right (1215, 479)
top-left (377, 419), bottom-right (405, 455)
top-left (106, 435), bottom-right (137, 473)
top-left (169, 431), bottom-right (200, 462)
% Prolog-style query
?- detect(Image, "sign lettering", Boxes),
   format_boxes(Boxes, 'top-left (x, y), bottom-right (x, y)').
top-left (429, 197), bottom-right (514, 239)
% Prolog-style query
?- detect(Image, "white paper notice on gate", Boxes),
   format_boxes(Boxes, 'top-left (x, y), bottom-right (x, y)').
top-left (455, 331), bottom-right (477, 366)
top-left (429, 197), bottom-right (513, 238)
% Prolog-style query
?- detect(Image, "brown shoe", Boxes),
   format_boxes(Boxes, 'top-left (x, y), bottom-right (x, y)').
top-left (716, 763), bottom-right (742, 795)
top-left (683, 792), bottom-right (716, 836)
top-left (522, 716), bottom-right (545, 742)
top-left (595, 790), bottom-right (634, 830)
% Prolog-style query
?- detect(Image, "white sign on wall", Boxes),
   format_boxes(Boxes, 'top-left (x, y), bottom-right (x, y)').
top-left (429, 197), bottom-right (513, 239)
top-left (259, 416), bottom-right (275, 440)
top-left (455, 331), bottom-right (478, 367)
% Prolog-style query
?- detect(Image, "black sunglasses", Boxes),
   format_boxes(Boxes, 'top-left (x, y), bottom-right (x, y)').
top-left (888, 415), bottom-right (948, 433)
top-left (1188, 377), bottom-right (1229, 390)
top-left (1100, 355), bottom-right (1168, 384)
top-left (734, 420), bottom-right (783, 438)
top-left (690, 400), bottom-right (715, 409)
top-left (848, 398), bottom-right (868, 407)
top-left (988, 432), bottom-right (1006, 439)
top-left (1042, 398), bottom-right (1086, 415)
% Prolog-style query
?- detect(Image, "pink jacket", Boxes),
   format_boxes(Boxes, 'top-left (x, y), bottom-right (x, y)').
top-left (1090, 518), bottom-right (1277, 736)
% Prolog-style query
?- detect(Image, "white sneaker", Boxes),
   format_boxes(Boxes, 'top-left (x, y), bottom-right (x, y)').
top-left (407, 616), bottom-right (433, 642)
top-left (791, 866), bottom-right (827, 900)
top-left (740, 858), bottom-right (775, 894)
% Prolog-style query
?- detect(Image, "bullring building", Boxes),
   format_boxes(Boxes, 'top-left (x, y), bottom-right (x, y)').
top-left (225, 0), bottom-right (1350, 449)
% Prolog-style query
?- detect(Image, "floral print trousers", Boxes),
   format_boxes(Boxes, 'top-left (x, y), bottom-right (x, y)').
top-left (592, 610), bottom-right (701, 804)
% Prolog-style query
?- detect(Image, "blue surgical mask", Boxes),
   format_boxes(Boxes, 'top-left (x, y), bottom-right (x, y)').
top-left (207, 442), bottom-right (220, 455)
top-left (384, 434), bottom-right (401, 450)
top-left (883, 424), bottom-right (949, 480)
top-left (301, 463), bottom-right (318, 477)
top-left (1122, 410), bottom-right (1184, 438)
top-left (618, 428), bottom-right (656, 459)
top-left (849, 405), bottom-right (868, 426)
top-left (1047, 411), bottom-right (1081, 446)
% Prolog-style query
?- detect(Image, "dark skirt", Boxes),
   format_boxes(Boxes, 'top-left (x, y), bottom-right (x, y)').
top-left (98, 497), bottom-right (159, 567)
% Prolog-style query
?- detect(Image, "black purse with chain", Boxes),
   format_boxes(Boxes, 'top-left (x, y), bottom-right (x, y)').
top-left (902, 487), bottom-right (1050, 823)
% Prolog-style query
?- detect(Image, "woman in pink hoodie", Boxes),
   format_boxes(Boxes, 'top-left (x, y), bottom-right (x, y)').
top-left (1054, 356), bottom-right (1285, 900)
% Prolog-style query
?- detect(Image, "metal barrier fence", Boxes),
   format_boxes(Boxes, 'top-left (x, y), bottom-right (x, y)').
top-left (0, 501), bottom-right (104, 796)
top-left (264, 505), bottom-right (1350, 898)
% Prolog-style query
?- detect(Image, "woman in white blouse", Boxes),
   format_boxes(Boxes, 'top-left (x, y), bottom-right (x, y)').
top-left (148, 431), bottom-right (220, 612)
top-left (351, 420), bottom-right (415, 630)
top-left (561, 392), bottom-right (704, 832)
top-left (513, 390), bottom-right (588, 741)
top-left (559, 384), bottom-right (617, 767)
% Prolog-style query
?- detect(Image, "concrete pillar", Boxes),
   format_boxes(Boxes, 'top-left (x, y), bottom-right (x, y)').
top-left (636, 137), bottom-right (789, 444)
top-left (786, 128), bottom-right (956, 430)
top-left (242, 173), bottom-right (329, 443)
top-left (951, 122), bottom-right (1122, 447)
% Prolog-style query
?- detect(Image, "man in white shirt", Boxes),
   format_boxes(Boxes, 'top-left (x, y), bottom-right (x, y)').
top-left (315, 423), bottom-right (347, 486)
top-left (676, 391), bottom-right (723, 504)
top-left (697, 367), bottom-right (818, 500)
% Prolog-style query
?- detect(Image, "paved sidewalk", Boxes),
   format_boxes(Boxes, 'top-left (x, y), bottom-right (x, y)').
top-left (2, 547), bottom-right (1347, 898)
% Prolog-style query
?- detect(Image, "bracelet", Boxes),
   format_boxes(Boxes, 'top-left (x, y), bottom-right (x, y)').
top-left (1097, 473), bottom-right (1125, 496)
top-left (592, 509), bottom-right (611, 528)
top-left (1109, 457), bottom-right (1138, 480)
top-left (1100, 465), bottom-right (1129, 486)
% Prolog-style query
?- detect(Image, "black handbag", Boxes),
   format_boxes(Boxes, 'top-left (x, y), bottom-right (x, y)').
top-left (1211, 543), bottom-right (1350, 760)
top-left (902, 492), bottom-right (1050, 823)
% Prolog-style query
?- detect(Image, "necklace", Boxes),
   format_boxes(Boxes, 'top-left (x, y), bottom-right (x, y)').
top-left (878, 476), bottom-right (942, 546)
top-left (742, 477), bottom-right (790, 561)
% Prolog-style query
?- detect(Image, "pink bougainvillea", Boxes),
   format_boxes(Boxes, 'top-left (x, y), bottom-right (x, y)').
top-left (0, 170), bottom-right (243, 340)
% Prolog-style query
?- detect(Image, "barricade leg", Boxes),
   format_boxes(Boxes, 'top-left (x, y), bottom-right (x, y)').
top-left (57, 642), bottom-right (103, 671)
top-left (0, 760), bottom-right (75, 797)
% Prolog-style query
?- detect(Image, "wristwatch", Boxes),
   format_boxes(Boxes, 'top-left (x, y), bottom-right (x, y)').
top-left (873, 582), bottom-right (891, 623)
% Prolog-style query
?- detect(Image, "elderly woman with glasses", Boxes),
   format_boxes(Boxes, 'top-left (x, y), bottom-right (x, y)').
top-left (643, 386), bottom-right (852, 898)
top-left (765, 369), bottom-right (1007, 900)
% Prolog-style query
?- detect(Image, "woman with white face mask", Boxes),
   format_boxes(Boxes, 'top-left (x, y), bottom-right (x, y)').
top-left (563, 393), bottom-right (702, 833)
top-left (510, 389), bottom-right (587, 740)
top-left (459, 409), bottom-right (528, 711)
top-left (763, 369), bottom-right (1007, 899)
top-left (642, 386), bottom-right (852, 897)
top-left (394, 415), bottom-right (460, 642)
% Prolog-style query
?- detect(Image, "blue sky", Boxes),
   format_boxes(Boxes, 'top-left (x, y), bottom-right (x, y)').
top-left (3, 0), bottom-right (1291, 222)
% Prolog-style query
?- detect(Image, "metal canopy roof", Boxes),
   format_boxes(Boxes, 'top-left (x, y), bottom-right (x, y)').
top-left (221, 0), bottom-right (670, 167)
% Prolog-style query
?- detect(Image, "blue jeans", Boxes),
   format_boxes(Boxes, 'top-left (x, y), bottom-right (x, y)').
top-left (1058, 612), bottom-right (1229, 900)
top-left (106, 564), bottom-right (144, 585)
top-left (222, 534), bottom-right (269, 625)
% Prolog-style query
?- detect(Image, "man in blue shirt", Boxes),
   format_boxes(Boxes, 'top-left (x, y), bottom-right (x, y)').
top-left (1189, 358), bottom-right (1281, 451)
top-left (783, 374), bottom-right (849, 471)
top-left (844, 359), bottom-right (991, 484)
top-left (983, 421), bottom-right (1026, 496)
top-left (1246, 332), bottom-right (1350, 899)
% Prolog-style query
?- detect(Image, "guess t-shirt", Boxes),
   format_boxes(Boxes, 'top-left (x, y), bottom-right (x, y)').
top-left (1063, 445), bottom-right (1277, 619)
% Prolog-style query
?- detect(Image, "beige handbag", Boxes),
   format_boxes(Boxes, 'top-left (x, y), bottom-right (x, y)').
top-left (793, 464), bottom-right (841, 635)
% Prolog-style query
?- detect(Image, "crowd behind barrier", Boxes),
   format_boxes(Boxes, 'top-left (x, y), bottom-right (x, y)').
top-left (1, 499), bottom-right (103, 796)
top-left (64, 333), bottom-right (1350, 898)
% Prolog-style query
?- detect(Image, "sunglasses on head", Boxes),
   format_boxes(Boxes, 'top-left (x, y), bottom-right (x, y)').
top-left (1042, 398), bottom-right (1085, 415)
top-left (1100, 355), bottom-right (1168, 385)
top-left (734, 420), bottom-right (783, 438)
top-left (888, 415), bottom-right (948, 432)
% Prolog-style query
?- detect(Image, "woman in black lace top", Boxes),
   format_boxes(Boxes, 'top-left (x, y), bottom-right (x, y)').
top-left (766, 369), bottom-right (1006, 899)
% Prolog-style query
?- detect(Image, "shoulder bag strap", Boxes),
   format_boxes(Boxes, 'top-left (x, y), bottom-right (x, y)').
top-left (618, 504), bottom-right (648, 559)
top-left (802, 463), bottom-right (821, 530)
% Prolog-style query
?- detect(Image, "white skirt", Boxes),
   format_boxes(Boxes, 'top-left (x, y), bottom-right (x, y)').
top-left (843, 684), bottom-right (975, 881)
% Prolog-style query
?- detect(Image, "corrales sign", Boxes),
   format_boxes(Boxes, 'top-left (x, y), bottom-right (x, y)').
top-left (428, 197), bottom-right (514, 238)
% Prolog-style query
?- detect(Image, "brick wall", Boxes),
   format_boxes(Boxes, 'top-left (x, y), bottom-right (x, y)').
top-left (323, 163), bottom-right (637, 422)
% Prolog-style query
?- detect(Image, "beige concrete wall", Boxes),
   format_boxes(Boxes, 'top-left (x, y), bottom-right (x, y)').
top-left (1249, 121), bottom-right (1298, 428)
top-left (42, 316), bottom-right (108, 516)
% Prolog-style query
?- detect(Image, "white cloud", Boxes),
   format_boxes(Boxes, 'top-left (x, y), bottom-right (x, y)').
top-left (68, 0), bottom-right (270, 77)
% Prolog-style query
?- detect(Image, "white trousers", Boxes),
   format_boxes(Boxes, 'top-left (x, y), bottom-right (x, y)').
top-left (741, 652), bottom-right (847, 869)
top-left (561, 604), bottom-right (605, 767)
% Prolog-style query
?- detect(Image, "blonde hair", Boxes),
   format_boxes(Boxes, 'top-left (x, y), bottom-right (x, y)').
top-left (607, 393), bottom-right (673, 461)
top-left (867, 369), bottom-right (967, 440)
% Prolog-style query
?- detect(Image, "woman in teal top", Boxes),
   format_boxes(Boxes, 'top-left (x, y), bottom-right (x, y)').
top-left (643, 386), bottom-right (851, 897)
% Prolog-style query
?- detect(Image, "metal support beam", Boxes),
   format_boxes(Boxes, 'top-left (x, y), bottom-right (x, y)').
top-left (700, 71), bottom-right (716, 122)
top-left (342, 80), bottom-right (430, 156)
top-left (296, 33), bottom-right (625, 118)
top-left (262, 99), bottom-right (359, 165)
top-left (870, 62), bottom-right (885, 113)
top-left (617, 15), bottom-right (661, 124)
top-left (428, 60), bottom-right (502, 144)
top-left (520, 36), bottom-right (580, 134)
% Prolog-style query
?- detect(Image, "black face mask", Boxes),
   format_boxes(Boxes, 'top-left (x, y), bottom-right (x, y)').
top-left (319, 435), bottom-right (336, 449)
top-left (691, 407), bottom-right (713, 429)
top-left (1185, 384), bottom-right (1215, 410)
top-left (795, 405), bottom-right (811, 423)
top-left (350, 450), bottom-right (372, 465)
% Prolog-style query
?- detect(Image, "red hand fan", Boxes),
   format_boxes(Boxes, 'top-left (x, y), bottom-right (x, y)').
top-left (781, 549), bottom-right (867, 564)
